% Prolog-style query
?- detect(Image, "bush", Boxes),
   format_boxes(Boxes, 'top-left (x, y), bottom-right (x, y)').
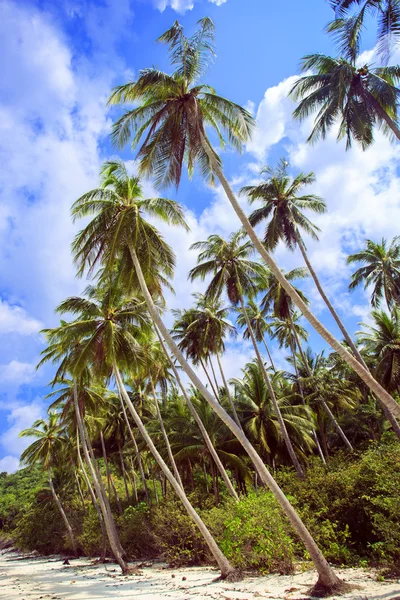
top-left (119, 503), bottom-right (157, 559)
top-left (278, 442), bottom-right (400, 566)
top-left (206, 493), bottom-right (294, 574)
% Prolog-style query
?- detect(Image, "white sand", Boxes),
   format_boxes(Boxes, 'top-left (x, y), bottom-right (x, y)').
top-left (1, 551), bottom-right (400, 600)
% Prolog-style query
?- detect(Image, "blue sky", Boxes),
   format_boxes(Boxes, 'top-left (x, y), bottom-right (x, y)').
top-left (0, 0), bottom-right (399, 473)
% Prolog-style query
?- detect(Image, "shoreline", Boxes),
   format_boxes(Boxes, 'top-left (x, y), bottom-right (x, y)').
top-left (1, 551), bottom-right (400, 599)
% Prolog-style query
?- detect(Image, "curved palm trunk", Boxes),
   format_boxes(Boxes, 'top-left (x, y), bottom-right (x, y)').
top-left (74, 468), bottom-right (87, 514)
top-left (128, 457), bottom-right (139, 504)
top-left (262, 338), bottom-right (277, 372)
top-left (118, 392), bottom-right (151, 505)
top-left (240, 297), bottom-right (304, 478)
top-left (201, 137), bottom-right (400, 424)
top-left (155, 328), bottom-right (239, 500)
top-left (48, 467), bottom-right (78, 556)
top-left (295, 234), bottom-right (400, 440)
top-left (100, 431), bottom-right (123, 514)
top-left (289, 339), bottom-right (326, 465)
top-left (290, 320), bottom-right (353, 452)
top-left (114, 364), bottom-right (237, 580)
top-left (209, 356), bottom-right (221, 394)
top-left (118, 444), bottom-right (130, 503)
top-left (129, 245), bottom-right (342, 592)
top-left (76, 431), bottom-right (107, 561)
top-left (151, 381), bottom-right (183, 488)
top-left (215, 351), bottom-right (243, 430)
top-left (199, 355), bottom-right (219, 397)
top-left (73, 383), bottom-right (128, 573)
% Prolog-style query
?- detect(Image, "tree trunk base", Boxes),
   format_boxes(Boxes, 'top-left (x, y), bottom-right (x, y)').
top-left (214, 568), bottom-right (243, 582)
top-left (122, 565), bottom-right (143, 576)
top-left (309, 575), bottom-right (355, 597)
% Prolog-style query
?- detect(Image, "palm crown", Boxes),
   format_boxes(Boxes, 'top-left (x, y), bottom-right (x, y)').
top-left (241, 160), bottom-right (326, 251)
top-left (347, 237), bottom-right (400, 309)
top-left (290, 54), bottom-right (400, 149)
top-left (108, 18), bottom-right (254, 188)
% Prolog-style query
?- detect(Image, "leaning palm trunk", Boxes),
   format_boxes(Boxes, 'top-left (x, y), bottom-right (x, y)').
top-left (114, 364), bottom-right (237, 580)
top-left (215, 351), bottom-right (243, 430)
top-left (76, 431), bottom-right (107, 560)
top-left (72, 383), bottom-right (128, 573)
top-left (262, 338), bottom-right (277, 372)
top-left (118, 393), bottom-right (151, 505)
top-left (151, 380), bottom-right (183, 487)
top-left (199, 355), bottom-right (219, 397)
top-left (155, 328), bottom-right (239, 501)
top-left (290, 320), bottom-right (353, 452)
top-left (118, 444), bottom-right (131, 503)
top-left (129, 244), bottom-right (342, 592)
top-left (74, 468), bottom-right (87, 514)
top-left (201, 136), bottom-right (400, 423)
top-left (48, 467), bottom-right (78, 556)
top-left (100, 431), bottom-right (123, 513)
top-left (295, 233), bottom-right (400, 439)
top-left (289, 338), bottom-right (326, 465)
top-left (240, 297), bottom-right (304, 478)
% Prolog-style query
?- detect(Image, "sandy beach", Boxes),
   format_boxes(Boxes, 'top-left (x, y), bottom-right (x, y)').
top-left (1, 551), bottom-right (400, 600)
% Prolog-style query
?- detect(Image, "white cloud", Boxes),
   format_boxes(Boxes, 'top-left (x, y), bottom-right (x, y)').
top-left (154, 0), bottom-right (228, 13)
top-left (0, 300), bottom-right (42, 335)
top-left (1, 401), bottom-right (43, 458)
top-left (0, 361), bottom-right (36, 384)
top-left (0, 455), bottom-right (19, 474)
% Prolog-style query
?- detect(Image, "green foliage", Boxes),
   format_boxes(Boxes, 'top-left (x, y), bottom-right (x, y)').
top-left (205, 493), bottom-right (294, 573)
top-left (119, 503), bottom-right (157, 559)
top-left (0, 466), bottom-right (46, 531)
top-left (278, 442), bottom-right (400, 565)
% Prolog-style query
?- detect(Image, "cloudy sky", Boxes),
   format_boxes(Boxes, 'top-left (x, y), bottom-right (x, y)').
top-left (0, 0), bottom-right (399, 473)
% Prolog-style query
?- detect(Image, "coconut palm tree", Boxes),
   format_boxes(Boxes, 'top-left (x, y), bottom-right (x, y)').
top-left (108, 17), bottom-right (400, 468)
top-left (232, 362), bottom-right (314, 466)
top-left (347, 237), bottom-right (400, 310)
top-left (73, 165), bottom-right (343, 590)
top-left (358, 308), bottom-right (400, 393)
top-left (189, 232), bottom-right (305, 478)
top-left (328, 0), bottom-right (400, 61)
top-left (241, 160), bottom-right (367, 363)
top-left (20, 413), bottom-right (78, 556)
top-left (50, 286), bottom-right (237, 581)
top-left (290, 54), bottom-right (400, 147)
top-left (236, 299), bottom-right (276, 371)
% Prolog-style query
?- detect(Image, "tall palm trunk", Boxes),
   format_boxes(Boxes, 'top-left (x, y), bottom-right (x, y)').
top-left (151, 381), bottom-right (183, 487)
top-left (294, 233), bottom-right (400, 440)
top-left (262, 338), bottom-right (277, 372)
top-left (100, 431), bottom-right (123, 513)
top-left (73, 383), bottom-right (128, 573)
top-left (74, 468), bottom-right (87, 514)
top-left (215, 351), bottom-right (242, 430)
top-left (129, 244), bottom-right (342, 592)
top-left (209, 356), bottom-right (221, 394)
top-left (129, 458), bottom-right (139, 504)
top-left (290, 319), bottom-right (353, 452)
top-left (48, 467), bottom-right (78, 556)
top-left (199, 355), bottom-right (219, 397)
top-left (114, 364), bottom-right (237, 580)
top-left (76, 431), bottom-right (107, 561)
top-left (289, 338), bottom-right (326, 465)
top-left (118, 443), bottom-right (130, 503)
top-left (118, 393), bottom-right (151, 505)
top-left (240, 297), bottom-right (304, 478)
top-left (156, 328), bottom-right (239, 500)
top-left (201, 136), bottom-right (400, 424)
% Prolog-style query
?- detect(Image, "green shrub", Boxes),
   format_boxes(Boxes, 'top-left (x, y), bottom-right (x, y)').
top-left (206, 492), bottom-right (294, 574)
top-left (118, 503), bottom-right (157, 559)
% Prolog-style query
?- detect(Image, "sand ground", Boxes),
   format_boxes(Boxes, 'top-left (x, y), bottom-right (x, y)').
top-left (1, 551), bottom-right (400, 600)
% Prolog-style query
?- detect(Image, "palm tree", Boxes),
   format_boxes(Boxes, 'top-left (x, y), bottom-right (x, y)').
top-left (358, 308), bottom-right (400, 393)
top-left (20, 413), bottom-right (78, 556)
top-left (261, 266), bottom-right (354, 451)
top-left (51, 286), bottom-right (237, 581)
top-left (347, 237), bottom-right (400, 310)
top-left (290, 54), bottom-right (400, 147)
top-left (108, 18), bottom-right (400, 465)
top-left (241, 160), bottom-right (366, 361)
top-left (232, 362), bottom-right (315, 467)
top-left (236, 298), bottom-right (276, 371)
top-left (73, 166), bottom-right (343, 589)
top-left (189, 232), bottom-right (305, 478)
top-left (328, 0), bottom-right (400, 61)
